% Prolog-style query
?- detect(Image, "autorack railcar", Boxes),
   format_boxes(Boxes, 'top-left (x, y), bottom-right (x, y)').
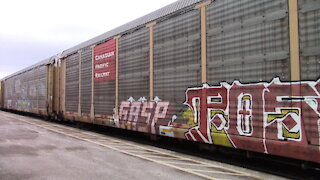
top-left (1, 0), bottom-right (320, 164)
top-left (1, 58), bottom-right (55, 116)
top-left (0, 80), bottom-right (3, 109)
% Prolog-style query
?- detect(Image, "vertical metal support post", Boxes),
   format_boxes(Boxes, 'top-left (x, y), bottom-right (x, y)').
top-left (48, 64), bottom-right (51, 115)
top-left (78, 50), bottom-right (82, 117)
top-left (35, 67), bottom-right (38, 111)
top-left (195, 0), bottom-right (211, 84)
top-left (46, 64), bottom-right (50, 114)
top-left (61, 57), bottom-right (66, 116)
top-left (53, 59), bottom-right (60, 117)
top-left (90, 45), bottom-right (96, 121)
top-left (114, 36), bottom-right (121, 117)
top-left (46, 63), bottom-right (54, 115)
top-left (146, 22), bottom-right (156, 101)
top-left (0, 81), bottom-right (3, 109)
top-left (33, 67), bottom-right (40, 111)
top-left (288, 0), bottom-right (300, 81)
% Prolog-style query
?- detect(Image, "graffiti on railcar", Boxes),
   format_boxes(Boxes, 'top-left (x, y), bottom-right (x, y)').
top-left (117, 96), bottom-right (174, 134)
top-left (184, 77), bottom-right (320, 153)
top-left (4, 78), bottom-right (44, 110)
top-left (17, 99), bottom-right (32, 109)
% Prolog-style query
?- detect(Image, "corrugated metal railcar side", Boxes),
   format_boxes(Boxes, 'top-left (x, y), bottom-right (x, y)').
top-left (299, 0), bottom-right (320, 80)
top-left (153, 8), bottom-right (201, 136)
top-left (81, 47), bottom-right (93, 122)
top-left (205, 0), bottom-right (291, 153)
top-left (298, 0), bottom-right (320, 146)
top-left (61, 48), bottom-right (93, 122)
top-left (2, 60), bottom-right (52, 116)
top-left (0, 81), bottom-right (3, 109)
top-left (65, 53), bottom-right (80, 120)
top-left (56, 0), bottom-right (320, 163)
top-left (118, 27), bottom-right (150, 131)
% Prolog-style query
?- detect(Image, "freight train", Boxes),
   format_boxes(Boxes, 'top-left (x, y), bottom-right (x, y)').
top-left (1, 0), bottom-right (320, 164)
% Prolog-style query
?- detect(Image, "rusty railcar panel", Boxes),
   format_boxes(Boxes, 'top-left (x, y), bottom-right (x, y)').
top-left (153, 9), bottom-right (201, 127)
top-left (65, 53), bottom-right (79, 113)
top-left (81, 47), bottom-right (92, 115)
top-left (299, 0), bottom-right (320, 80)
top-left (119, 28), bottom-right (149, 101)
top-left (206, 0), bottom-right (290, 84)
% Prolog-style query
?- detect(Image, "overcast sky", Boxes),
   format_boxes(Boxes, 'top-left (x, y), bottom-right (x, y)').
top-left (0, 0), bottom-right (177, 79)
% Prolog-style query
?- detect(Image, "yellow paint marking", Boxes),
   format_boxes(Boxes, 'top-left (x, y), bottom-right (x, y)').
top-left (120, 150), bottom-right (151, 153)
top-left (162, 129), bottom-right (173, 132)
top-left (142, 155), bottom-right (181, 160)
top-left (2, 112), bottom-right (265, 180)
top-left (80, 132), bottom-right (103, 137)
top-left (158, 161), bottom-right (210, 166)
top-left (94, 140), bottom-right (121, 145)
top-left (184, 169), bottom-right (241, 176)
top-left (106, 146), bottom-right (139, 149)
top-left (124, 150), bottom-right (162, 155)
top-left (97, 141), bottom-right (123, 144)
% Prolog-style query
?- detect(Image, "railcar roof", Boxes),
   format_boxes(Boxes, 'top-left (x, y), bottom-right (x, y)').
top-left (61, 0), bottom-right (204, 56)
top-left (1, 56), bottom-right (55, 81)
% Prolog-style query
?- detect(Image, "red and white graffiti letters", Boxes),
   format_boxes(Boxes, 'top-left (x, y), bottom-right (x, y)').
top-left (185, 78), bottom-right (320, 154)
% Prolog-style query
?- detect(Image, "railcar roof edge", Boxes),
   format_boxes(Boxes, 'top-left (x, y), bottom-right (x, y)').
top-left (61, 0), bottom-right (205, 57)
top-left (1, 56), bottom-right (56, 81)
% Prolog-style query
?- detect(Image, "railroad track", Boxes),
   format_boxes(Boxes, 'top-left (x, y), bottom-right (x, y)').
top-left (2, 111), bottom-right (281, 180)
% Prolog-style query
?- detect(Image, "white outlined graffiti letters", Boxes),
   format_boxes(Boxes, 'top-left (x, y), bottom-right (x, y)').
top-left (185, 78), bottom-right (320, 154)
top-left (118, 97), bottom-right (172, 134)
